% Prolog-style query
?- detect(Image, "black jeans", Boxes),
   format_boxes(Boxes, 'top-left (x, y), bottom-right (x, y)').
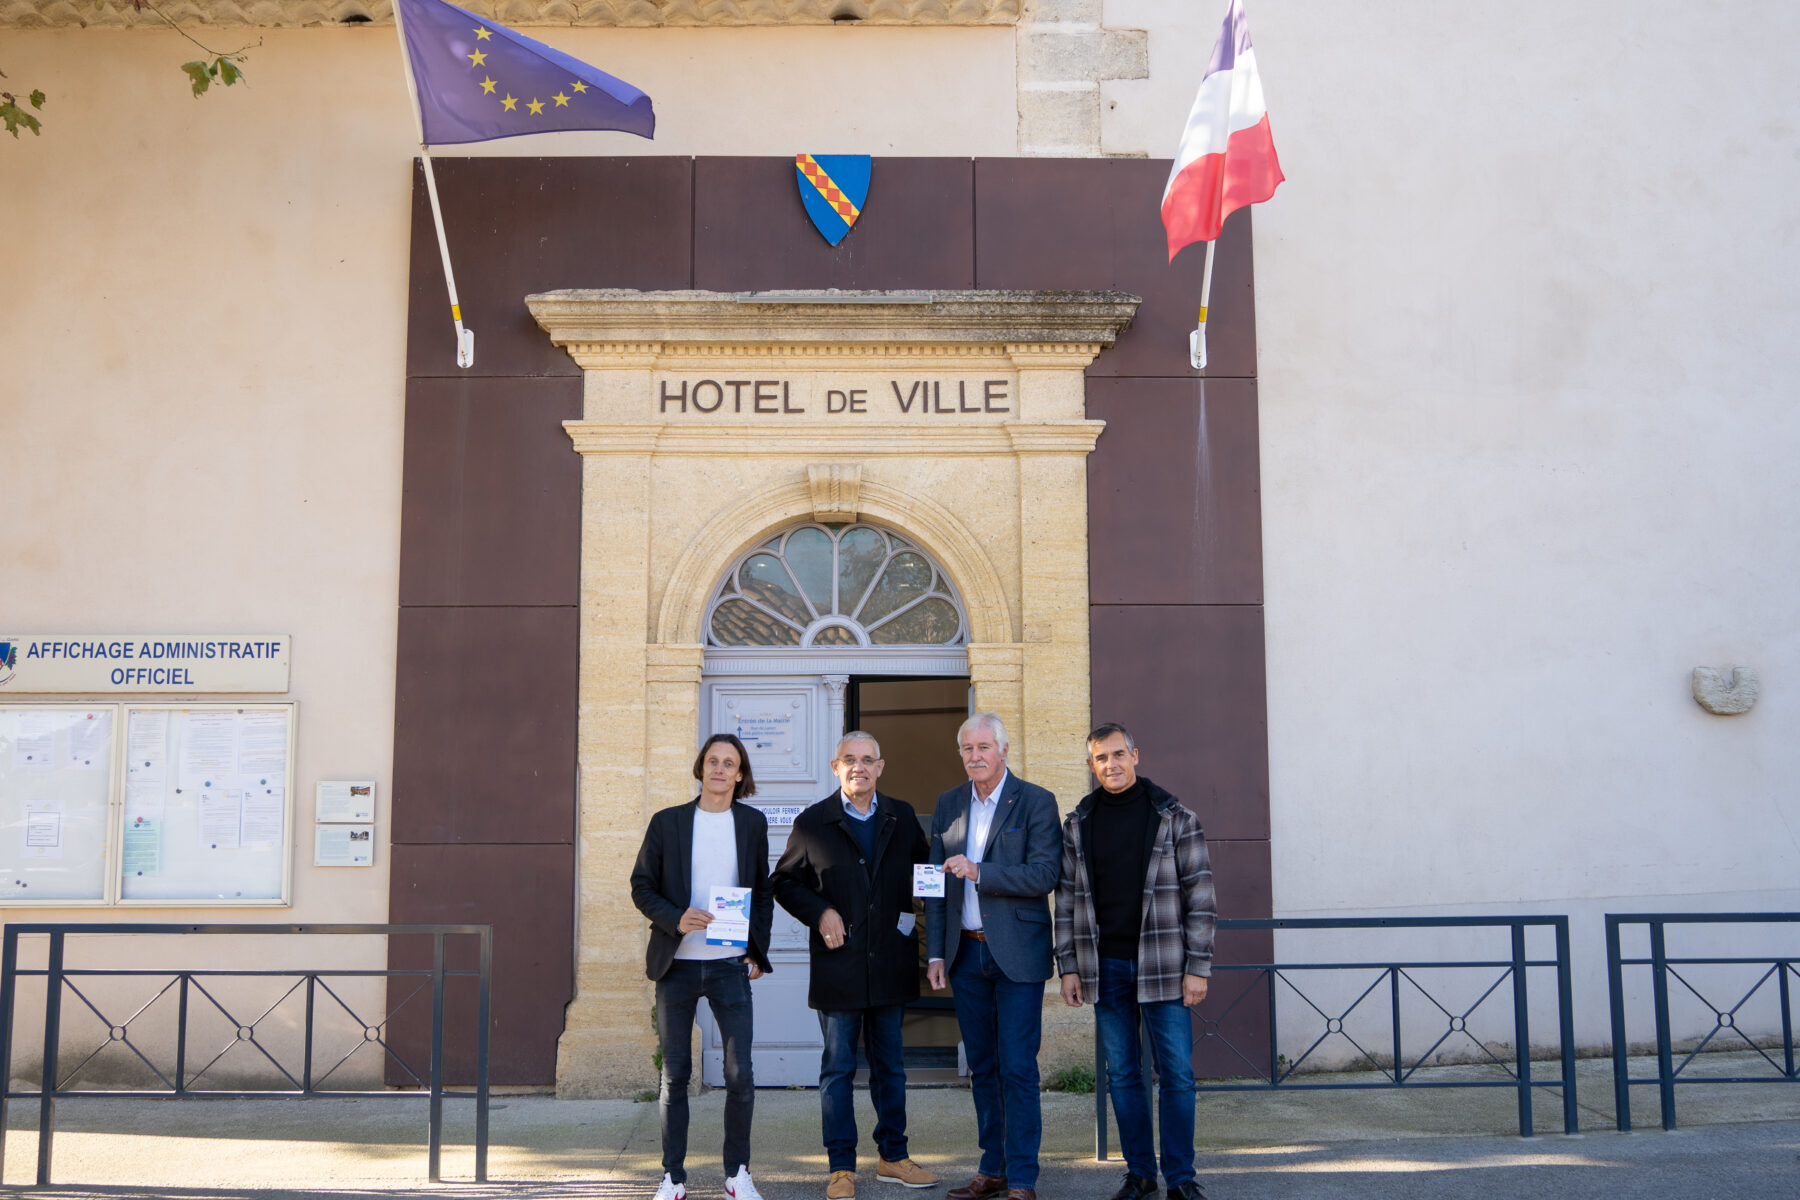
top-left (656, 957), bottom-right (755, 1183)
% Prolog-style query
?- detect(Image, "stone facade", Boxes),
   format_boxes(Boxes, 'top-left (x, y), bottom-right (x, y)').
top-left (528, 289), bottom-right (1138, 1096)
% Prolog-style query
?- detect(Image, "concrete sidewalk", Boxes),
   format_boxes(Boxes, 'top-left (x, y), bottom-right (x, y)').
top-left (3, 1053), bottom-right (1797, 1198)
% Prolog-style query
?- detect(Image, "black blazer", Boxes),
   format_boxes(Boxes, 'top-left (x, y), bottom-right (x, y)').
top-left (630, 798), bottom-right (774, 980)
top-left (771, 790), bottom-right (929, 1011)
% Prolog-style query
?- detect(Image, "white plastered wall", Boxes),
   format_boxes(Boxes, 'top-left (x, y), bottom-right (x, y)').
top-left (0, 22), bottom-right (1015, 1084)
top-left (1106, 0), bottom-right (1800, 1052)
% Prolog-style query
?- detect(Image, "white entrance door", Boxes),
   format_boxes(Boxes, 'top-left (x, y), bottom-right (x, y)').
top-left (698, 674), bottom-right (846, 1086)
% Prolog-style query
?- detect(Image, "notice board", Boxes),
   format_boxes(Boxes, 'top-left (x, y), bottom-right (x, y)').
top-left (119, 705), bottom-right (295, 904)
top-left (0, 705), bottom-right (119, 903)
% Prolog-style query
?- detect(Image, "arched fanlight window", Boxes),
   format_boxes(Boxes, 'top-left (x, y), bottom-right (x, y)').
top-left (706, 523), bottom-right (968, 648)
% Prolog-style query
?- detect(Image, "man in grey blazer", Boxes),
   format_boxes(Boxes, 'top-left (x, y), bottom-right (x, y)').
top-left (925, 712), bottom-right (1061, 1200)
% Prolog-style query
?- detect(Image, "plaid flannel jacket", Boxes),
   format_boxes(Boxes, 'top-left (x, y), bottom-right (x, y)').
top-left (1053, 777), bottom-right (1215, 1003)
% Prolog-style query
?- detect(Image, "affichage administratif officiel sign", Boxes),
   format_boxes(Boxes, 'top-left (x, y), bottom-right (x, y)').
top-left (0, 636), bottom-right (290, 693)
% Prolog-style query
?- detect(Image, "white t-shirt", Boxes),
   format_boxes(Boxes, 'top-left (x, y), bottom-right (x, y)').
top-left (676, 806), bottom-right (745, 961)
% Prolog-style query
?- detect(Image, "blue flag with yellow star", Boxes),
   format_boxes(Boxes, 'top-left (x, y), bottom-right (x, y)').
top-left (397, 0), bottom-right (654, 145)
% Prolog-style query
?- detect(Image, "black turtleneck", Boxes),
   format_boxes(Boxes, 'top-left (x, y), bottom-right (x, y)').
top-left (1090, 779), bottom-right (1153, 960)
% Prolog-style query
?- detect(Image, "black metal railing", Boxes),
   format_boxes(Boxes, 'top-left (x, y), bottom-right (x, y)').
top-left (1093, 915), bottom-right (1577, 1156)
top-left (0, 923), bottom-right (492, 1186)
top-left (1605, 912), bottom-right (1800, 1131)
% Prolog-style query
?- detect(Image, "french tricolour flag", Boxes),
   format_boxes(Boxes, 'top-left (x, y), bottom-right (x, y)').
top-left (1160, 0), bottom-right (1284, 260)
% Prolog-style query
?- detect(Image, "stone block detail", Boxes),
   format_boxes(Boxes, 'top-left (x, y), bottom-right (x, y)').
top-left (1015, 0), bottom-right (1148, 157)
top-left (808, 463), bottom-right (863, 522)
top-left (1692, 666), bottom-right (1759, 715)
top-left (1, 0), bottom-right (1017, 26)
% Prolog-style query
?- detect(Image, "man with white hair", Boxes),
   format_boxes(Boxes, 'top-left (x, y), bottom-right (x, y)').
top-left (925, 712), bottom-right (1061, 1200)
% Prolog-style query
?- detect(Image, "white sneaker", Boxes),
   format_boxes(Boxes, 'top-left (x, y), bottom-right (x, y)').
top-left (726, 1167), bottom-right (763, 1200)
top-left (655, 1174), bottom-right (687, 1200)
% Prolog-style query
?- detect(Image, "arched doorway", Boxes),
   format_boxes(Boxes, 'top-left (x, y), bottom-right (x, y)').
top-left (699, 521), bottom-right (971, 1085)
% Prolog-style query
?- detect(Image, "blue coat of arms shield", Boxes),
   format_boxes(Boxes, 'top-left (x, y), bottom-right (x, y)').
top-left (795, 154), bottom-right (872, 246)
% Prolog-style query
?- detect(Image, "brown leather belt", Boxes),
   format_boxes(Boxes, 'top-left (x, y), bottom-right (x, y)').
top-left (962, 930), bottom-right (988, 942)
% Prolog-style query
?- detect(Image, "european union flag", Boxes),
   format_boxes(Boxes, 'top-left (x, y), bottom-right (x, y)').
top-left (396, 0), bottom-right (654, 145)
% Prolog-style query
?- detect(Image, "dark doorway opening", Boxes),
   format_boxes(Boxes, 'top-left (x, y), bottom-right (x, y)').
top-left (847, 675), bottom-right (968, 1073)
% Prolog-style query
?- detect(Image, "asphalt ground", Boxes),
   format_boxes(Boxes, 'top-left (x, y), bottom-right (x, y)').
top-left (1, 1053), bottom-right (1796, 1198)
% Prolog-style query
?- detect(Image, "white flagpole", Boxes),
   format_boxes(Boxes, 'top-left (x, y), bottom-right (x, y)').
top-left (1190, 239), bottom-right (1217, 371)
top-left (391, 0), bottom-right (475, 368)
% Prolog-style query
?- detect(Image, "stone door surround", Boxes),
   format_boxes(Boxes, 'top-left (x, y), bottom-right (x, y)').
top-left (527, 289), bottom-right (1139, 1096)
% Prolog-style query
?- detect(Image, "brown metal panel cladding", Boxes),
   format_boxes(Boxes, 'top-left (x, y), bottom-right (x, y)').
top-left (972, 158), bottom-right (1257, 380)
top-left (405, 156), bottom-right (695, 380)
top-left (399, 376), bottom-right (583, 608)
top-left (1193, 837), bottom-right (1273, 1078)
top-left (1089, 604), bottom-right (1270, 842)
top-left (694, 158), bottom-right (975, 291)
top-left (385, 843), bottom-right (575, 1086)
top-left (1087, 376), bottom-right (1263, 606)
top-left (391, 605), bottom-right (578, 845)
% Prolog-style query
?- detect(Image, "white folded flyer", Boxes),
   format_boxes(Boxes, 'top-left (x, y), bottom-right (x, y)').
top-left (913, 864), bottom-right (946, 898)
top-left (706, 885), bottom-right (751, 946)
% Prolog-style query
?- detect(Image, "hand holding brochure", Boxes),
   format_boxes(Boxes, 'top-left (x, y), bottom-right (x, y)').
top-left (913, 864), bottom-right (945, 898)
top-left (706, 885), bottom-right (751, 947)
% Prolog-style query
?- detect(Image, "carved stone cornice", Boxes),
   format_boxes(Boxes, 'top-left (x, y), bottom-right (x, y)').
top-left (528, 290), bottom-right (1141, 355)
top-left (563, 423), bottom-right (1019, 456)
top-left (4, 0), bottom-right (1018, 28)
top-left (1003, 420), bottom-right (1105, 454)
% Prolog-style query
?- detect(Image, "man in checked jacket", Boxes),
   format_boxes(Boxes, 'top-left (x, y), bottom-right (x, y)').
top-left (1054, 723), bottom-right (1216, 1200)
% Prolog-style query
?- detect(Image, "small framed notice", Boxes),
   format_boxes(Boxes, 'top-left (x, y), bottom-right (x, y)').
top-left (316, 779), bottom-right (375, 823)
top-left (314, 824), bottom-right (374, 867)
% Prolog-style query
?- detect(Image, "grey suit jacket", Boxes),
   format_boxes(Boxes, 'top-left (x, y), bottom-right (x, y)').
top-left (924, 771), bottom-right (1061, 982)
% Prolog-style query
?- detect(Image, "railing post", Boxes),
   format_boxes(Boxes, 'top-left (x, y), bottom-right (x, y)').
top-left (1267, 967), bottom-right (1280, 1084)
top-left (1389, 967), bottom-right (1403, 1084)
top-left (1553, 917), bottom-right (1578, 1134)
top-left (428, 931), bottom-right (446, 1183)
top-left (476, 927), bottom-right (492, 1183)
top-left (175, 973), bottom-right (190, 1094)
top-left (1779, 960), bottom-right (1794, 1081)
top-left (0, 926), bottom-right (19, 1182)
top-left (1605, 916), bottom-right (1630, 1131)
top-left (37, 931), bottom-right (64, 1185)
top-left (1093, 1030), bottom-right (1108, 1161)
top-left (1510, 922), bottom-right (1533, 1137)
top-left (1649, 921), bottom-right (1676, 1130)
top-left (303, 973), bottom-right (317, 1093)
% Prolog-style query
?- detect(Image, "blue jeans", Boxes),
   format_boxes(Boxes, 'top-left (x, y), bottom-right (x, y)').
top-left (818, 1005), bottom-right (908, 1171)
top-left (1095, 957), bottom-right (1196, 1186)
top-left (656, 957), bottom-right (755, 1183)
top-left (950, 936), bottom-right (1043, 1189)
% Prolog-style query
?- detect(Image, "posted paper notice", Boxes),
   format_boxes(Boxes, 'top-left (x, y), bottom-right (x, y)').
top-left (66, 711), bottom-right (111, 770)
top-left (22, 802), bottom-right (63, 860)
top-left (316, 780), bottom-right (376, 823)
top-left (314, 825), bottom-right (374, 867)
top-left (913, 864), bottom-right (945, 898)
top-left (705, 885), bottom-right (751, 947)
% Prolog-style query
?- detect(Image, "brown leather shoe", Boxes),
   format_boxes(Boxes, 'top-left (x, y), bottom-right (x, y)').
top-left (827, 1170), bottom-right (858, 1200)
top-left (946, 1175), bottom-right (1007, 1200)
top-left (1004, 1190), bottom-right (1036, 1200)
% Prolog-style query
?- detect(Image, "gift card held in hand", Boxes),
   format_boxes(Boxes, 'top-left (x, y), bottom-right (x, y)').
top-left (913, 864), bottom-right (946, 898)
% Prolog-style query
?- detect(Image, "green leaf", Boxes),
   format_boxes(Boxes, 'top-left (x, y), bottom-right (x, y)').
top-left (1, 98), bottom-right (43, 137)
top-left (217, 58), bottom-right (244, 87)
top-left (29, 89), bottom-right (45, 109)
top-left (181, 60), bottom-right (213, 97)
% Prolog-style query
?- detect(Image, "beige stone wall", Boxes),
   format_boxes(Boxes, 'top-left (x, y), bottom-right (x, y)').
top-left (532, 290), bottom-right (1134, 1095)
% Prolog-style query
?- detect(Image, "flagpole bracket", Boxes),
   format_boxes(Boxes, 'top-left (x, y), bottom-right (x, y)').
top-left (457, 326), bottom-right (476, 369)
top-left (1189, 324), bottom-right (1207, 371)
